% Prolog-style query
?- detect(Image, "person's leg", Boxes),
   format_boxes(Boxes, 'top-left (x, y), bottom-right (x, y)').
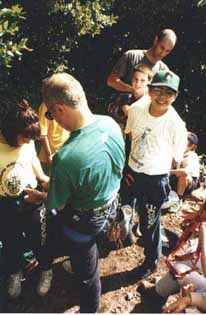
top-left (24, 204), bottom-right (55, 296)
top-left (129, 174), bottom-right (170, 279)
top-left (69, 239), bottom-right (101, 313)
top-left (0, 198), bottom-right (25, 299)
top-left (138, 174), bottom-right (170, 264)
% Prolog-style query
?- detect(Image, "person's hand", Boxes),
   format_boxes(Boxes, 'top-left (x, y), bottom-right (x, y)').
top-left (24, 188), bottom-right (47, 204)
top-left (122, 104), bottom-right (130, 117)
top-left (47, 154), bottom-right (54, 165)
top-left (162, 295), bottom-right (191, 313)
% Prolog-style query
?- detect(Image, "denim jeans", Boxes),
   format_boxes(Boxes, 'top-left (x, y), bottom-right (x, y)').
top-left (120, 166), bottom-right (170, 263)
top-left (0, 196), bottom-right (52, 274)
top-left (49, 197), bottom-right (118, 313)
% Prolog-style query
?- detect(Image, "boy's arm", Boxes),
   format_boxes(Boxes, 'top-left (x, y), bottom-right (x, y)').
top-left (170, 168), bottom-right (189, 177)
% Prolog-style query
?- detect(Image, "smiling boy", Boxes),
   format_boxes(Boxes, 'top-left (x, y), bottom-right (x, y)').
top-left (120, 70), bottom-right (187, 279)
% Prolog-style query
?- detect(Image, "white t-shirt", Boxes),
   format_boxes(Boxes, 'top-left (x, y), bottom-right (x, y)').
top-left (0, 133), bottom-right (45, 196)
top-left (125, 101), bottom-right (187, 175)
top-left (181, 151), bottom-right (200, 177)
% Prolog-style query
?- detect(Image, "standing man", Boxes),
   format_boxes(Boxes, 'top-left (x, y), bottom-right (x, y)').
top-left (120, 70), bottom-right (187, 280)
top-left (34, 73), bottom-right (125, 313)
top-left (107, 29), bottom-right (177, 93)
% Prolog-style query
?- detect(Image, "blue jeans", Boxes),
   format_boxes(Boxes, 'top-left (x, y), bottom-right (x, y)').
top-left (0, 196), bottom-right (52, 274)
top-left (48, 197), bottom-right (118, 313)
top-left (120, 166), bottom-right (170, 263)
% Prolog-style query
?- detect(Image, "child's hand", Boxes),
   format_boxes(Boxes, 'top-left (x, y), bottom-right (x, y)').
top-left (24, 188), bottom-right (47, 204)
top-left (162, 296), bottom-right (191, 313)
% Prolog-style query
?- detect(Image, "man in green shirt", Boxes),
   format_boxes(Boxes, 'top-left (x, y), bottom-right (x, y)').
top-left (35, 72), bottom-right (125, 312)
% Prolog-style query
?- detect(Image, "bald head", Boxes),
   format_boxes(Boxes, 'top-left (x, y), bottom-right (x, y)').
top-left (42, 72), bottom-right (87, 109)
top-left (156, 29), bottom-right (177, 46)
top-left (148, 29), bottom-right (177, 63)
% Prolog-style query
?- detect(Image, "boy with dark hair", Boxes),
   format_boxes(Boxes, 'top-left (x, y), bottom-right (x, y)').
top-left (120, 70), bottom-right (187, 279)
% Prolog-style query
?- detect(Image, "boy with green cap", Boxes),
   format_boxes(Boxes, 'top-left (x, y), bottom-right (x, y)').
top-left (120, 70), bottom-right (187, 279)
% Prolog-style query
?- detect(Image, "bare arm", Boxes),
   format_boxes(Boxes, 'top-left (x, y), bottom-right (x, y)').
top-left (40, 135), bottom-right (53, 165)
top-left (170, 168), bottom-right (189, 177)
top-left (107, 72), bottom-right (133, 93)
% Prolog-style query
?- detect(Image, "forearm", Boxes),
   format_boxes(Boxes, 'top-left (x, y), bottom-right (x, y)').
top-left (107, 73), bottom-right (133, 93)
top-left (40, 136), bottom-right (53, 163)
top-left (170, 168), bottom-right (188, 176)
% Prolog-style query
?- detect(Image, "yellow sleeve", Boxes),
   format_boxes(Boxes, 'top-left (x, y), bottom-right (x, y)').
top-left (39, 103), bottom-right (49, 136)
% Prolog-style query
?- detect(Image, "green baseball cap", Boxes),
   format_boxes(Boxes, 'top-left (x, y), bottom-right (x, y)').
top-left (148, 70), bottom-right (180, 92)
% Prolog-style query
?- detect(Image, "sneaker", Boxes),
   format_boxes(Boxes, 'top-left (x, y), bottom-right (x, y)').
top-left (135, 223), bottom-right (142, 237)
top-left (37, 269), bottom-right (53, 297)
top-left (62, 259), bottom-right (73, 273)
top-left (7, 271), bottom-right (23, 298)
top-left (168, 199), bottom-right (182, 213)
top-left (127, 260), bottom-right (157, 282)
top-left (161, 191), bottom-right (179, 210)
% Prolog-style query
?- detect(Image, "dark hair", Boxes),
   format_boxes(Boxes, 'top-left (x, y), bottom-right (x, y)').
top-left (1, 100), bottom-right (40, 147)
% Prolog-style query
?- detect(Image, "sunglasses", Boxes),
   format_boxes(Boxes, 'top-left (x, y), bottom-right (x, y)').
top-left (45, 110), bottom-right (54, 120)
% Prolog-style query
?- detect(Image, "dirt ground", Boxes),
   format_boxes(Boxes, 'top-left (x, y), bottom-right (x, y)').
top-left (8, 189), bottom-right (206, 313)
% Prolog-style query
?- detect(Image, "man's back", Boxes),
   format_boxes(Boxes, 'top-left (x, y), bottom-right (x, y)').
top-left (47, 115), bottom-right (125, 210)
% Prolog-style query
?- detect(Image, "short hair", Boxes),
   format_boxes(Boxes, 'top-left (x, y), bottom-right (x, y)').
top-left (156, 29), bottom-right (177, 45)
top-left (42, 72), bottom-right (87, 109)
top-left (1, 100), bottom-right (40, 147)
top-left (132, 64), bottom-right (154, 82)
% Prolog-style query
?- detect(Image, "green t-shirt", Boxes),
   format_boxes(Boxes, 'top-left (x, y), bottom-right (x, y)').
top-left (46, 115), bottom-right (125, 211)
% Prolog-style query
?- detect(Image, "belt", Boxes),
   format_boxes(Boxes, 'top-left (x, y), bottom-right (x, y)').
top-left (74, 193), bottom-right (118, 213)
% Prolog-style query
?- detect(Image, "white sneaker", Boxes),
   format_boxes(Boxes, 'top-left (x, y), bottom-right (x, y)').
top-left (62, 259), bottom-right (73, 273)
top-left (136, 223), bottom-right (142, 237)
top-left (161, 191), bottom-right (179, 210)
top-left (37, 269), bottom-right (53, 297)
top-left (7, 271), bottom-right (23, 298)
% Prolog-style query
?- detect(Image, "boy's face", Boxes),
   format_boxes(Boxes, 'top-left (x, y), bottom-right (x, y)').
top-left (131, 71), bottom-right (149, 99)
top-left (149, 86), bottom-right (177, 115)
top-left (185, 141), bottom-right (195, 153)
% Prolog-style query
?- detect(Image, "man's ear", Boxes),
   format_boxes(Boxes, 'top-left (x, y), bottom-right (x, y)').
top-left (56, 103), bottom-right (66, 113)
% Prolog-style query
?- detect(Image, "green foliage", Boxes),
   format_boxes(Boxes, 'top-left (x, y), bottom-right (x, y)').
top-left (48, 0), bottom-right (116, 36)
top-left (0, 1), bottom-right (30, 68)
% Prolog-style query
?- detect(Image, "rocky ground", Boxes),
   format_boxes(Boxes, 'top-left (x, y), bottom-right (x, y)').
top-left (8, 187), bottom-right (206, 313)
